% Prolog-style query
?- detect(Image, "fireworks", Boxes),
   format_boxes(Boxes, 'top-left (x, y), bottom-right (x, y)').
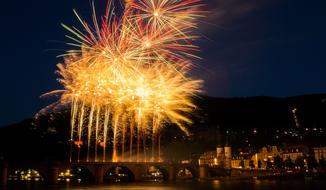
top-left (42, 0), bottom-right (204, 162)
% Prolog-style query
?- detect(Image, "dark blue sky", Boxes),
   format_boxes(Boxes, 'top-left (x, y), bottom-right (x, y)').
top-left (1, 0), bottom-right (326, 126)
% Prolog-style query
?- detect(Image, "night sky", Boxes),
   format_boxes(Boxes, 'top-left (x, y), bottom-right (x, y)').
top-left (1, 0), bottom-right (326, 126)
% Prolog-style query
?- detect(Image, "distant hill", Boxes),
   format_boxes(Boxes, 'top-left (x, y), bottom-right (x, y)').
top-left (1, 94), bottom-right (325, 162)
top-left (194, 94), bottom-right (326, 129)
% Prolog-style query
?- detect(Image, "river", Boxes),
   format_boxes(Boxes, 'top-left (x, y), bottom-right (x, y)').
top-left (4, 179), bottom-right (326, 190)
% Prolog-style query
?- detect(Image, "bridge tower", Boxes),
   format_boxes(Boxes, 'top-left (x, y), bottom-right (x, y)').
top-left (224, 146), bottom-right (232, 169)
top-left (224, 131), bottom-right (232, 169)
top-left (216, 146), bottom-right (224, 167)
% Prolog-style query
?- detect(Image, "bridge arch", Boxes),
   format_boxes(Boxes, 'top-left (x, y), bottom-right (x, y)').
top-left (66, 165), bottom-right (96, 183)
top-left (104, 165), bottom-right (135, 182)
top-left (175, 166), bottom-right (198, 180)
top-left (6, 162), bottom-right (210, 184)
top-left (7, 168), bottom-right (44, 182)
top-left (143, 165), bottom-right (168, 181)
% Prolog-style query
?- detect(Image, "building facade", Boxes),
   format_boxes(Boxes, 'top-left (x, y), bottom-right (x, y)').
top-left (281, 145), bottom-right (308, 162)
top-left (199, 146), bottom-right (232, 168)
top-left (313, 147), bottom-right (326, 163)
top-left (252, 146), bottom-right (280, 169)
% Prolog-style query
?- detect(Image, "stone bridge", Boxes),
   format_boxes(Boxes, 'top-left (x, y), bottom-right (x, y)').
top-left (1, 161), bottom-right (226, 185)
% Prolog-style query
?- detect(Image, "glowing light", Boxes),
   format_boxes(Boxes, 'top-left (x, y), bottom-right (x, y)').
top-left (40, 0), bottom-right (204, 162)
top-left (144, 41), bottom-right (151, 48)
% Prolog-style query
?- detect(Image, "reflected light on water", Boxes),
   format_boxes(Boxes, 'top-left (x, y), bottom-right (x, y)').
top-left (6, 180), bottom-right (326, 190)
top-left (89, 186), bottom-right (176, 190)
top-left (254, 179), bottom-right (261, 185)
top-left (212, 180), bottom-right (221, 188)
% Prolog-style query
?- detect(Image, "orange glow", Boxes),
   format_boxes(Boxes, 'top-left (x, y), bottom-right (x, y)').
top-left (40, 0), bottom-right (204, 162)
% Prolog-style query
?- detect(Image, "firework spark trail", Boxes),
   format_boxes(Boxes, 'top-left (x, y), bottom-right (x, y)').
top-left (41, 0), bottom-right (204, 162)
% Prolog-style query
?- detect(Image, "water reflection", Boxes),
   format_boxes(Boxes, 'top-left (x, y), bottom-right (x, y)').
top-left (6, 180), bottom-right (326, 190)
top-left (212, 180), bottom-right (221, 188)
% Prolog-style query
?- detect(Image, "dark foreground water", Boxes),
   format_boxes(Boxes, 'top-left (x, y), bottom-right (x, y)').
top-left (4, 180), bottom-right (326, 190)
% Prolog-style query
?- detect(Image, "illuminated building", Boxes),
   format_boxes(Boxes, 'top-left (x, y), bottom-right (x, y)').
top-left (281, 145), bottom-right (308, 162)
top-left (313, 147), bottom-right (326, 163)
top-left (199, 145), bottom-right (232, 168)
top-left (252, 146), bottom-right (280, 169)
top-left (199, 150), bottom-right (217, 166)
top-left (231, 159), bottom-right (242, 168)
